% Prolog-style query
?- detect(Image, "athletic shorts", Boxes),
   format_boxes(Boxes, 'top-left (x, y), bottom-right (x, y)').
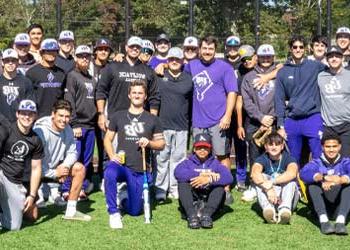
top-left (193, 123), bottom-right (230, 156)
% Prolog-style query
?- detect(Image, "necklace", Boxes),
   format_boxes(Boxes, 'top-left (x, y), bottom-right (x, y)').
top-left (127, 111), bottom-right (143, 122)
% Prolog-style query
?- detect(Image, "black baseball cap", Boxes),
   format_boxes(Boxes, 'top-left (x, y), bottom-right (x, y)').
top-left (156, 33), bottom-right (170, 43)
top-left (193, 133), bottom-right (212, 148)
top-left (326, 46), bottom-right (343, 57)
top-left (94, 38), bottom-right (113, 52)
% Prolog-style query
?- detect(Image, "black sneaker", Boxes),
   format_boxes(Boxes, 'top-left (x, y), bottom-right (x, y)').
top-left (187, 215), bottom-right (200, 229)
top-left (200, 215), bottom-right (213, 229)
top-left (335, 223), bottom-right (348, 235)
top-left (320, 222), bottom-right (335, 235)
top-left (225, 191), bottom-right (234, 205)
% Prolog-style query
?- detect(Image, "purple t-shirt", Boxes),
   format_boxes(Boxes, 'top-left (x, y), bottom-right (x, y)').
top-left (185, 58), bottom-right (238, 128)
top-left (148, 56), bottom-right (168, 70)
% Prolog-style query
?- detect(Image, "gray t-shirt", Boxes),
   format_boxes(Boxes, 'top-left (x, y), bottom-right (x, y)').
top-left (318, 68), bottom-right (350, 126)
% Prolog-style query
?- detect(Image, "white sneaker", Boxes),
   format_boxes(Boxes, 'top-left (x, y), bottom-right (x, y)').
top-left (109, 213), bottom-right (123, 229)
top-left (278, 208), bottom-right (291, 224)
top-left (168, 192), bottom-right (179, 199)
top-left (241, 186), bottom-right (257, 202)
top-left (54, 196), bottom-right (67, 207)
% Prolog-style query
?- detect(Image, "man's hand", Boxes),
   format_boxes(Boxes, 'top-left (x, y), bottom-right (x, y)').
top-left (219, 114), bottom-right (231, 130)
top-left (110, 153), bottom-right (123, 164)
top-left (113, 53), bottom-right (125, 62)
top-left (253, 74), bottom-right (269, 90)
top-left (200, 172), bottom-right (220, 182)
top-left (136, 137), bottom-right (150, 148)
top-left (261, 180), bottom-right (273, 191)
top-left (314, 173), bottom-right (324, 182)
top-left (260, 115), bottom-right (274, 127)
top-left (73, 127), bottom-right (83, 138)
top-left (190, 175), bottom-right (211, 188)
top-left (55, 164), bottom-right (70, 179)
top-left (324, 175), bottom-right (341, 185)
top-left (322, 181), bottom-right (336, 191)
top-left (237, 127), bottom-right (245, 140)
top-left (23, 196), bottom-right (35, 212)
top-left (98, 114), bottom-right (107, 132)
top-left (277, 128), bottom-right (287, 140)
top-left (154, 63), bottom-right (167, 76)
top-left (266, 188), bottom-right (279, 205)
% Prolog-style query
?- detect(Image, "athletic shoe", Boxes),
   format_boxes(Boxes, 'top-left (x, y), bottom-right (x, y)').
top-left (277, 208), bottom-right (291, 224)
top-left (320, 222), bottom-right (335, 235)
top-left (187, 215), bottom-right (200, 229)
top-left (224, 191), bottom-right (234, 205)
top-left (335, 223), bottom-right (348, 235)
top-left (168, 192), bottom-right (179, 199)
top-left (236, 182), bottom-right (247, 192)
top-left (109, 213), bottom-right (123, 229)
top-left (263, 207), bottom-right (276, 224)
top-left (100, 179), bottom-right (105, 193)
top-left (62, 211), bottom-right (91, 222)
top-left (36, 197), bottom-right (47, 208)
top-left (241, 186), bottom-right (257, 202)
top-left (200, 215), bottom-right (213, 229)
top-left (54, 196), bottom-right (67, 207)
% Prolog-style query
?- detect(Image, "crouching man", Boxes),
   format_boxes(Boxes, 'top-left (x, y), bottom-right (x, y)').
top-left (300, 133), bottom-right (350, 235)
top-left (251, 132), bottom-right (299, 224)
top-left (174, 133), bottom-right (233, 229)
top-left (0, 100), bottom-right (43, 230)
top-left (33, 99), bottom-right (91, 221)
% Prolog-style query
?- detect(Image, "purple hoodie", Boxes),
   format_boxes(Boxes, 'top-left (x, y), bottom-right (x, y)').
top-left (174, 153), bottom-right (233, 187)
top-left (300, 155), bottom-right (350, 184)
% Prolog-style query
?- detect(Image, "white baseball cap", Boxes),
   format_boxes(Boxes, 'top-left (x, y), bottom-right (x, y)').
top-left (183, 36), bottom-right (198, 47)
top-left (257, 44), bottom-right (275, 56)
top-left (14, 33), bottom-right (31, 46)
top-left (225, 36), bottom-right (241, 46)
top-left (127, 36), bottom-right (143, 47)
top-left (18, 99), bottom-right (37, 113)
top-left (167, 47), bottom-right (183, 59)
top-left (336, 27), bottom-right (350, 35)
top-left (75, 45), bottom-right (92, 55)
top-left (2, 48), bottom-right (18, 60)
top-left (59, 30), bottom-right (74, 41)
top-left (142, 39), bottom-right (155, 52)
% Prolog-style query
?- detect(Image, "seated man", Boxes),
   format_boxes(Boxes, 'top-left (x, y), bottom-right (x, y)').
top-left (103, 80), bottom-right (165, 230)
top-left (300, 133), bottom-right (350, 235)
top-left (174, 133), bottom-right (233, 229)
top-left (33, 99), bottom-right (91, 221)
top-left (0, 100), bottom-right (42, 230)
top-left (251, 132), bottom-right (299, 224)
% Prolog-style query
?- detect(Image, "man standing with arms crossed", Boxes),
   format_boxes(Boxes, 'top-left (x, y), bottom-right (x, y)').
top-left (185, 35), bottom-right (238, 204)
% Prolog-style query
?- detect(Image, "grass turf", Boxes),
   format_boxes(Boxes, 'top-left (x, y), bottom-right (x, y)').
top-left (1, 189), bottom-right (350, 250)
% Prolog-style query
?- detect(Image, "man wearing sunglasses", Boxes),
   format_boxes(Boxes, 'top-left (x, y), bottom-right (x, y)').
top-left (275, 35), bottom-right (326, 164)
top-left (139, 39), bottom-right (155, 64)
top-left (183, 36), bottom-right (199, 64)
top-left (317, 46), bottom-right (350, 157)
top-left (335, 27), bottom-right (350, 66)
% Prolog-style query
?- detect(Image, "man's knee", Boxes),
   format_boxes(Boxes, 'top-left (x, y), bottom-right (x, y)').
top-left (71, 162), bottom-right (85, 177)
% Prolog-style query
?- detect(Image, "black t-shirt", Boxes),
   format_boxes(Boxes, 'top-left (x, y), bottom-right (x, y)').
top-left (55, 54), bottom-right (75, 74)
top-left (26, 64), bottom-right (66, 118)
top-left (108, 110), bottom-right (163, 172)
top-left (0, 74), bottom-right (34, 122)
top-left (254, 151), bottom-right (296, 176)
top-left (158, 70), bottom-right (193, 130)
top-left (0, 122), bottom-right (44, 184)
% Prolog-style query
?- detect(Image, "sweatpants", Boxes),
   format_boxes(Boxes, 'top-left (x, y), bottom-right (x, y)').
top-left (308, 183), bottom-right (350, 219)
top-left (0, 170), bottom-right (26, 231)
top-left (256, 180), bottom-right (299, 211)
top-left (155, 130), bottom-right (187, 198)
top-left (284, 113), bottom-right (323, 163)
top-left (62, 128), bottom-right (95, 193)
top-left (178, 182), bottom-right (225, 217)
top-left (104, 162), bottom-right (152, 216)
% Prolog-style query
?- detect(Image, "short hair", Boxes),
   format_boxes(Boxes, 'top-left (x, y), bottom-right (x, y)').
top-left (199, 35), bottom-right (218, 49)
top-left (311, 35), bottom-right (328, 47)
top-left (321, 132), bottom-right (341, 145)
top-left (27, 23), bottom-right (44, 34)
top-left (264, 132), bottom-right (284, 146)
top-left (288, 35), bottom-right (307, 48)
top-left (52, 99), bottom-right (72, 113)
top-left (128, 80), bottom-right (148, 94)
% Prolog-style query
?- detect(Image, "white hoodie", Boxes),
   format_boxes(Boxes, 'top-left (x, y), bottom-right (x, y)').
top-left (33, 116), bottom-right (78, 179)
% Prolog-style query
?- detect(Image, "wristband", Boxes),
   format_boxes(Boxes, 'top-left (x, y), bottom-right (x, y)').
top-left (29, 194), bottom-right (36, 199)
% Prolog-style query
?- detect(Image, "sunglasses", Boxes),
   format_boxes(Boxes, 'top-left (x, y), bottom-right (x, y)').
top-left (184, 47), bottom-right (197, 51)
top-left (141, 48), bottom-right (153, 55)
top-left (76, 53), bottom-right (91, 59)
top-left (242, 56), bottom-right (253, 63)
top-left (292, 45), bottom-right (304, 50)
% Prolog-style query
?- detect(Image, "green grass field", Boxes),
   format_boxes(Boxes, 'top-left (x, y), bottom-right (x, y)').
top-left (1, 188), bottom-right (350, 250)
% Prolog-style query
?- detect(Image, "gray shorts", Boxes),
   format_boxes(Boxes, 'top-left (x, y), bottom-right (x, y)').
top-left (193, 124), bottom-right (230, 156)
top-left (0, 170), bottom-right (26, 231)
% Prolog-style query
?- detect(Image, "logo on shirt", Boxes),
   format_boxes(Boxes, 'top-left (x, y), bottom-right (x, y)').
top-left (9, 140), bottom-right (29, 161)
top-left (85, 82), bottom-right (94, 99)
top-left (2, 85), bottom-right (19, 105)
top-left (39, 72), bottom-right (63, 88)
top-left (257, 80), bottom-right (275, 99)
top-left (324, 76), bottom-right (341, 94)
top-left (124, 120), bottom-right (145, 137)
top-left (192, 70), bottom-right (213, 101)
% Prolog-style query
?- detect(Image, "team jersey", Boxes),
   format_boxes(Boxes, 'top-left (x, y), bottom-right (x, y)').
top-left (0, 122), bottom-right (44, 184)
top-left (0, 73), bottom-right (34, 122)
top-left (108, 110), bottom-right (163, 172)
top-left (26, 64), bottom-right (66, 118)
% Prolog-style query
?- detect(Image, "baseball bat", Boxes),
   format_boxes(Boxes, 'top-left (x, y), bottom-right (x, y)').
top-left (142, 147), bottom-right (151, 224)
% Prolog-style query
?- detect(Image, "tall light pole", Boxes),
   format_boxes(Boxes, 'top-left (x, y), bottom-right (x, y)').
top-left (317, 0), bottom-right (322, 36)
top-left (255, 0), bottom-right (260, 49)
top-left (125, 0), bottom-right (131, 42)
top-left (56, 0), bottom-right (62, 37)
top-left (326, 0), bottom-right (332, 46)
top-left (189, 0), bottom-right (194, 36)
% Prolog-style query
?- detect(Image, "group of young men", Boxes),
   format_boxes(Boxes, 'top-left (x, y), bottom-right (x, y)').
top-left (1, 22), bottom-right (350, 236)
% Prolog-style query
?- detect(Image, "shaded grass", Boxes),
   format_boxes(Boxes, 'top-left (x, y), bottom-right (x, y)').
top-left (2, 190), bottom-right (350, 250)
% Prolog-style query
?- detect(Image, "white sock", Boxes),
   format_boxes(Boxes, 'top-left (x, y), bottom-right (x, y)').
top-left (319, 214), bottom-right (329, 223)
top-left (336, 215), bottom-right (345, 224)
top-left (65, 200), bottom-right (77, 217)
